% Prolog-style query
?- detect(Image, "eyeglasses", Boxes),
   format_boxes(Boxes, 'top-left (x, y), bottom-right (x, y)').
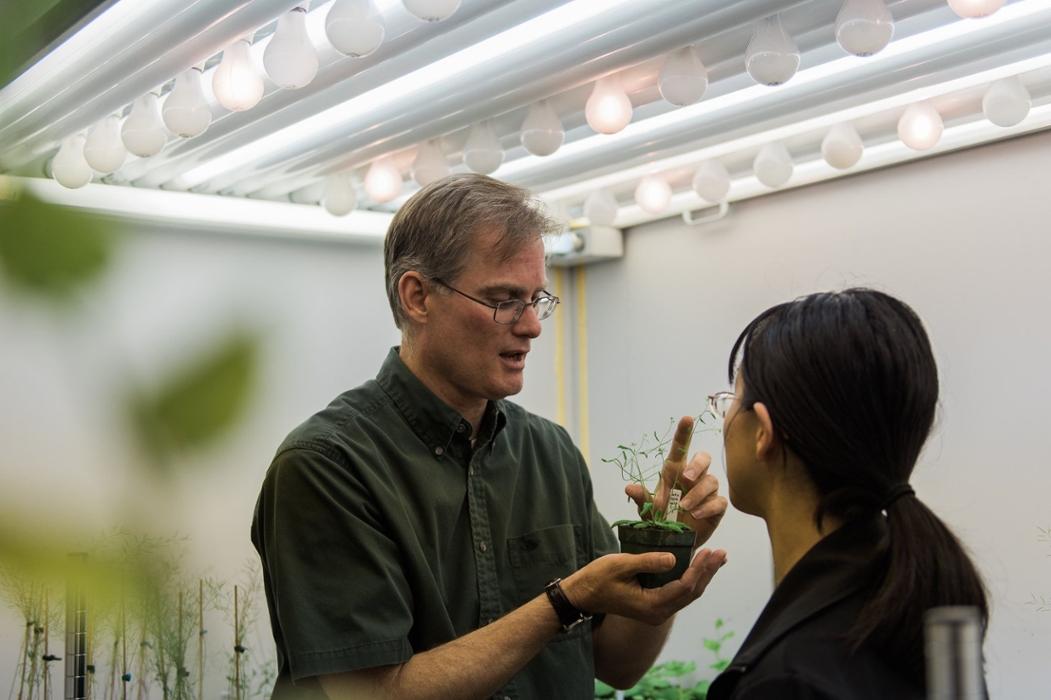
top-left (431, 277), bottom-right (560, 324)
top-left (707, 392), bottom-right (735, 420)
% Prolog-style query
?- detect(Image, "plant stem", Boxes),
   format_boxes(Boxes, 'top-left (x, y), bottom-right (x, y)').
top-left (198, 580), bottom-right (203, 700)
top-left (234, 586), bottom-right (240, 700)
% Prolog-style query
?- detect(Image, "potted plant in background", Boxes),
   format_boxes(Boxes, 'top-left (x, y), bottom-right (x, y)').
top-left (604, 412), bottom-right (718, 588)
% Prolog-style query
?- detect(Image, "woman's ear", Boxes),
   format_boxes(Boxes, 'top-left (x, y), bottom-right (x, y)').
top-left (752, 402), bottom-right (780, 463)
top-left (399, 272), bottom-right (430, 325)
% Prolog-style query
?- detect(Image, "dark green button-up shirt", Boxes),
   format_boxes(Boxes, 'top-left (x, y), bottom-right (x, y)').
top-left (252, 348), bottom-right (618, 700)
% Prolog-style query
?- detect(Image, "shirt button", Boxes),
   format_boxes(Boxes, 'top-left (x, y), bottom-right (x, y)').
top-left (456, 423), bottom-right (466, 433)
top-left (434, 446), bottom-right (444, 456)
top-left (479, 541), bottom-right (488, 552)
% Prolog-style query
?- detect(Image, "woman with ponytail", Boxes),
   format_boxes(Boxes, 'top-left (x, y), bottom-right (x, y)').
top-left (706, 289), bottom-right (988, 699)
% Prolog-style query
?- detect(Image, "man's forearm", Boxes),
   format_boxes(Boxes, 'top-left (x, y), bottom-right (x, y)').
top-left (318, 595), bottom-right (562, 700)
top-left (592, 614), bottom-right (675, 689)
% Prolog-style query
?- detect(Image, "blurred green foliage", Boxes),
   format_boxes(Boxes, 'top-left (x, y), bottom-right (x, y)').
top-left (0, 189), bottom-right (116, 300)
top-left (130, 332), bottom-right (259, 467)
top-left (593, 619), bottom-right (735, 700)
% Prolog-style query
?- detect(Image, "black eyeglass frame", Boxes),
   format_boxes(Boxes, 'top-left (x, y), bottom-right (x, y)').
top-left (430, 277), bottom-right (560, 325)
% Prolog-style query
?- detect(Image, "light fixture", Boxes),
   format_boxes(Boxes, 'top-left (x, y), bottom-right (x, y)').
top-left (897, 102), bottom-right (943, 150)
top-left (745, 14), bottom-right (800, 86)
top-left (520, 100), bottom-right (565, 157)
top-left (634, 175), bottom-right (672, 214)
top-left (412, 139), bottom-right (449, 185)
top-left (585, 75), bottom-right (633, 135)
top-left (121, 93), bottom-right (167, 157)
top-left (364, 156), bottom-right (402, 202)
top-left (821, 123), bottom-right (864, 169)
top-left (692, 159), bottom-right (730, 201)
top-left (326, 0), bottom-right (385, 58)
top-left (213, 36), bottom-right (265, 111)
top-left (835, 0), bottom-right (894, 57)
top-left (754, 142), bottom-right (794, 187)
top-left (402, 0), bottom-right (461, 22)
top-left (658, 46), bottom-right (708, 107)
top-left (947, 0), bottom-right (1007, 19)
top-left (263, 6), bottom-right (319, 89)
top-left (83, 114), bottom-right (127, 174)
top-left (463, 121), bottom-right (504, 174)
top-left (162, 66), bottom-right (211, 138)
top-left (983, 76), bottom-right (1030, 127)
top-left (322, 173), bottom-right (357, 216)
top-left (50, 135), bottom-right (93, 189)
top-left (583, 189), bottom-right (619, 226)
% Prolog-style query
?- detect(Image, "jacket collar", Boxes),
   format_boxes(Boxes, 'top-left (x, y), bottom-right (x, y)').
top-left (727, 516), bottom-right (886, 672)
top-left (376, 347), bottom-right (507, 460)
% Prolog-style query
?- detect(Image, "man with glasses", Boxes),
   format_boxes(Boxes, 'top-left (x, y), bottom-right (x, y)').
top-left (252, 174), bottom-right (728, 700)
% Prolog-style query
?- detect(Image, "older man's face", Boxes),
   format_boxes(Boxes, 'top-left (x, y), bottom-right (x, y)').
top-left (422, 229), bottom-right (548, 412)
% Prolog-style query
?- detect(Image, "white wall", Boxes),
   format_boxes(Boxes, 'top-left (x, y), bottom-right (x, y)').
top-left (2, 127), bottom-right (1050, 699)
top-left (581, 128), bottom-right (1051, 697)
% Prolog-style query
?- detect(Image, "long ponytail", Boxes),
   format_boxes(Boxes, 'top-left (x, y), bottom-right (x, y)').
top-left (729, 289), bottom-right (988, 688)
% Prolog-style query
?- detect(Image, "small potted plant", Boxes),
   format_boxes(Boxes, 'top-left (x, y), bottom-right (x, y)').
top-left (604, 413), bottom-right (717, 588)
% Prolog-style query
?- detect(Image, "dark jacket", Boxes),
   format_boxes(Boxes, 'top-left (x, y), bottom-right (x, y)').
top-left (707, 517), bottom-right (925, 700)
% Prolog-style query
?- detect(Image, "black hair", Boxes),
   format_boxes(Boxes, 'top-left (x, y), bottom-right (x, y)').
top-left (728, 288), bottom-right (988, 687)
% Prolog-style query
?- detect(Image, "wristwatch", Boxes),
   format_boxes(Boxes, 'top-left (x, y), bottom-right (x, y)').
top-left (544, 578), bottom-right (592, 633)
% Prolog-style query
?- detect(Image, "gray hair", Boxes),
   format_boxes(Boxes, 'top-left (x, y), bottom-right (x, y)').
top-left (383, 173), bottom-right (560, 331)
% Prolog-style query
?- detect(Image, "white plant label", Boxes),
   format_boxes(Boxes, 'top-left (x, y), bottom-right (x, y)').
top-left (667, 488), bottom-right (683, 521)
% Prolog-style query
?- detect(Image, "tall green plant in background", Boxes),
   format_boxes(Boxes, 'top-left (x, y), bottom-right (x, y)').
top-left (218, 562), bottom-right (275, 700)
top-left (1027, 526), bottom-right (1051, 613)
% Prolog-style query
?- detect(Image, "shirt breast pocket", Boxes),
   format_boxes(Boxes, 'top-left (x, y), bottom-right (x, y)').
top-left (507, 523), bottom-right (584, 603)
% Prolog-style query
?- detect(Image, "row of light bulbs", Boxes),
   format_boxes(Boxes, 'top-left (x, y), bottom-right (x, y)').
top-left (48, 0), bottom-right (460, 188)
top-left (51, 0), bottom-right (1015, 196)
top-left (315, 71), bottom-right (1033, 217)
top-left (581, 75), bottom-right (1032, 221)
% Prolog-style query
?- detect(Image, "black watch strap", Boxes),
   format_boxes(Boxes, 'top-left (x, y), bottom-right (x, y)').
top-left (544, 578), bottom-right (592, 633)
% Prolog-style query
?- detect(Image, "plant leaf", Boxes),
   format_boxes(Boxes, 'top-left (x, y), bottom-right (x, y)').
top-left (702, 638), bottom-right (721, 652)
top-left (130, 332), bottom-right (259, 466)
top-left (0, 190), bottom-right (116, 300)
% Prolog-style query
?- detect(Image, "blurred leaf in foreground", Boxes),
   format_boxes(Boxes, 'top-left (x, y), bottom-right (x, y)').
top-left (0, 187), bottom-right (116, 300)
top-left (130, 332), bottom-right (260, 467)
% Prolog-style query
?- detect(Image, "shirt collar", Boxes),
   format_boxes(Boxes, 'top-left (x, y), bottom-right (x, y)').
top-left (376, 347), bottom-right (507, 460)
top-left (728, 515), bottom-right (887, 671)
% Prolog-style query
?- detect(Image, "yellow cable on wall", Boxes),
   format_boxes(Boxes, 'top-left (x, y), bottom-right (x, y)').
top-left (576, 265), bottom-right (589, 464)
top-left (553, 266), bottom-right (566, 427)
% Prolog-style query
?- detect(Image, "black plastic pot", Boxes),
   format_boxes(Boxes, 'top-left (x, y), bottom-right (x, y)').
top-left (617, 524), bottom-right (697, 589)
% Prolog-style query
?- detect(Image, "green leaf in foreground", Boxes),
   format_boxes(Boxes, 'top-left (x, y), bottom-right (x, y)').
top-left (0, 188), bottom-right (116, 300)
top-left (131, 332), bottom-right (259, 465)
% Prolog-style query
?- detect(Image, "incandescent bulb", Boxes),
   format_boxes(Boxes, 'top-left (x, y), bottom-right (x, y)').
top-left (264, 7), bottom-right (319, 89)
top-left (897, 102), bottom-right (943, 150)
top-left (520, 100), bottom-right (564, 156)
top-left (412, 140), bottom-right (449, 186)
top-left (821, 123), bottom-right (864, 169)
top-left (365, 157), bottom-right (403, 202)
top-left (585, 75), bottom-right (633, 135)
top-left (213, 37), bottom-right (265, 111)
top-left (658, 46), bottom-right (708, 107)
top-left (583, 189), bottom-right (619, 227)
top-left (754, 143), bottom-right (794, 187)
top-left (326, 0), bottom-right (385, 58)
top-left (692, 160), bottom-right (731, 202)
top-left (634, 176), bottom-right (672, 215)
top-left (83, 114), bottom-right (127, 173)
top-left (463, 121), bottom-right (504, 174)
top-left (121, 93), bottom-right (167, 157)
top-left (746, 15), bottom-right (800, 86)
top-left (983, 77), bottom-right (1030, 127)
top-left (51, 135), bottom-right (93, 189)
top-left (947, 0), bottom-right (1006, 19)
top-left (835, 0), bottom-right (894, 56)
top-left (322, 174), bottom-right (357, 216)
top-left (402, 0), bottom-right (460, 22)
top-left (163, 67), bottom-right (212, 138)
